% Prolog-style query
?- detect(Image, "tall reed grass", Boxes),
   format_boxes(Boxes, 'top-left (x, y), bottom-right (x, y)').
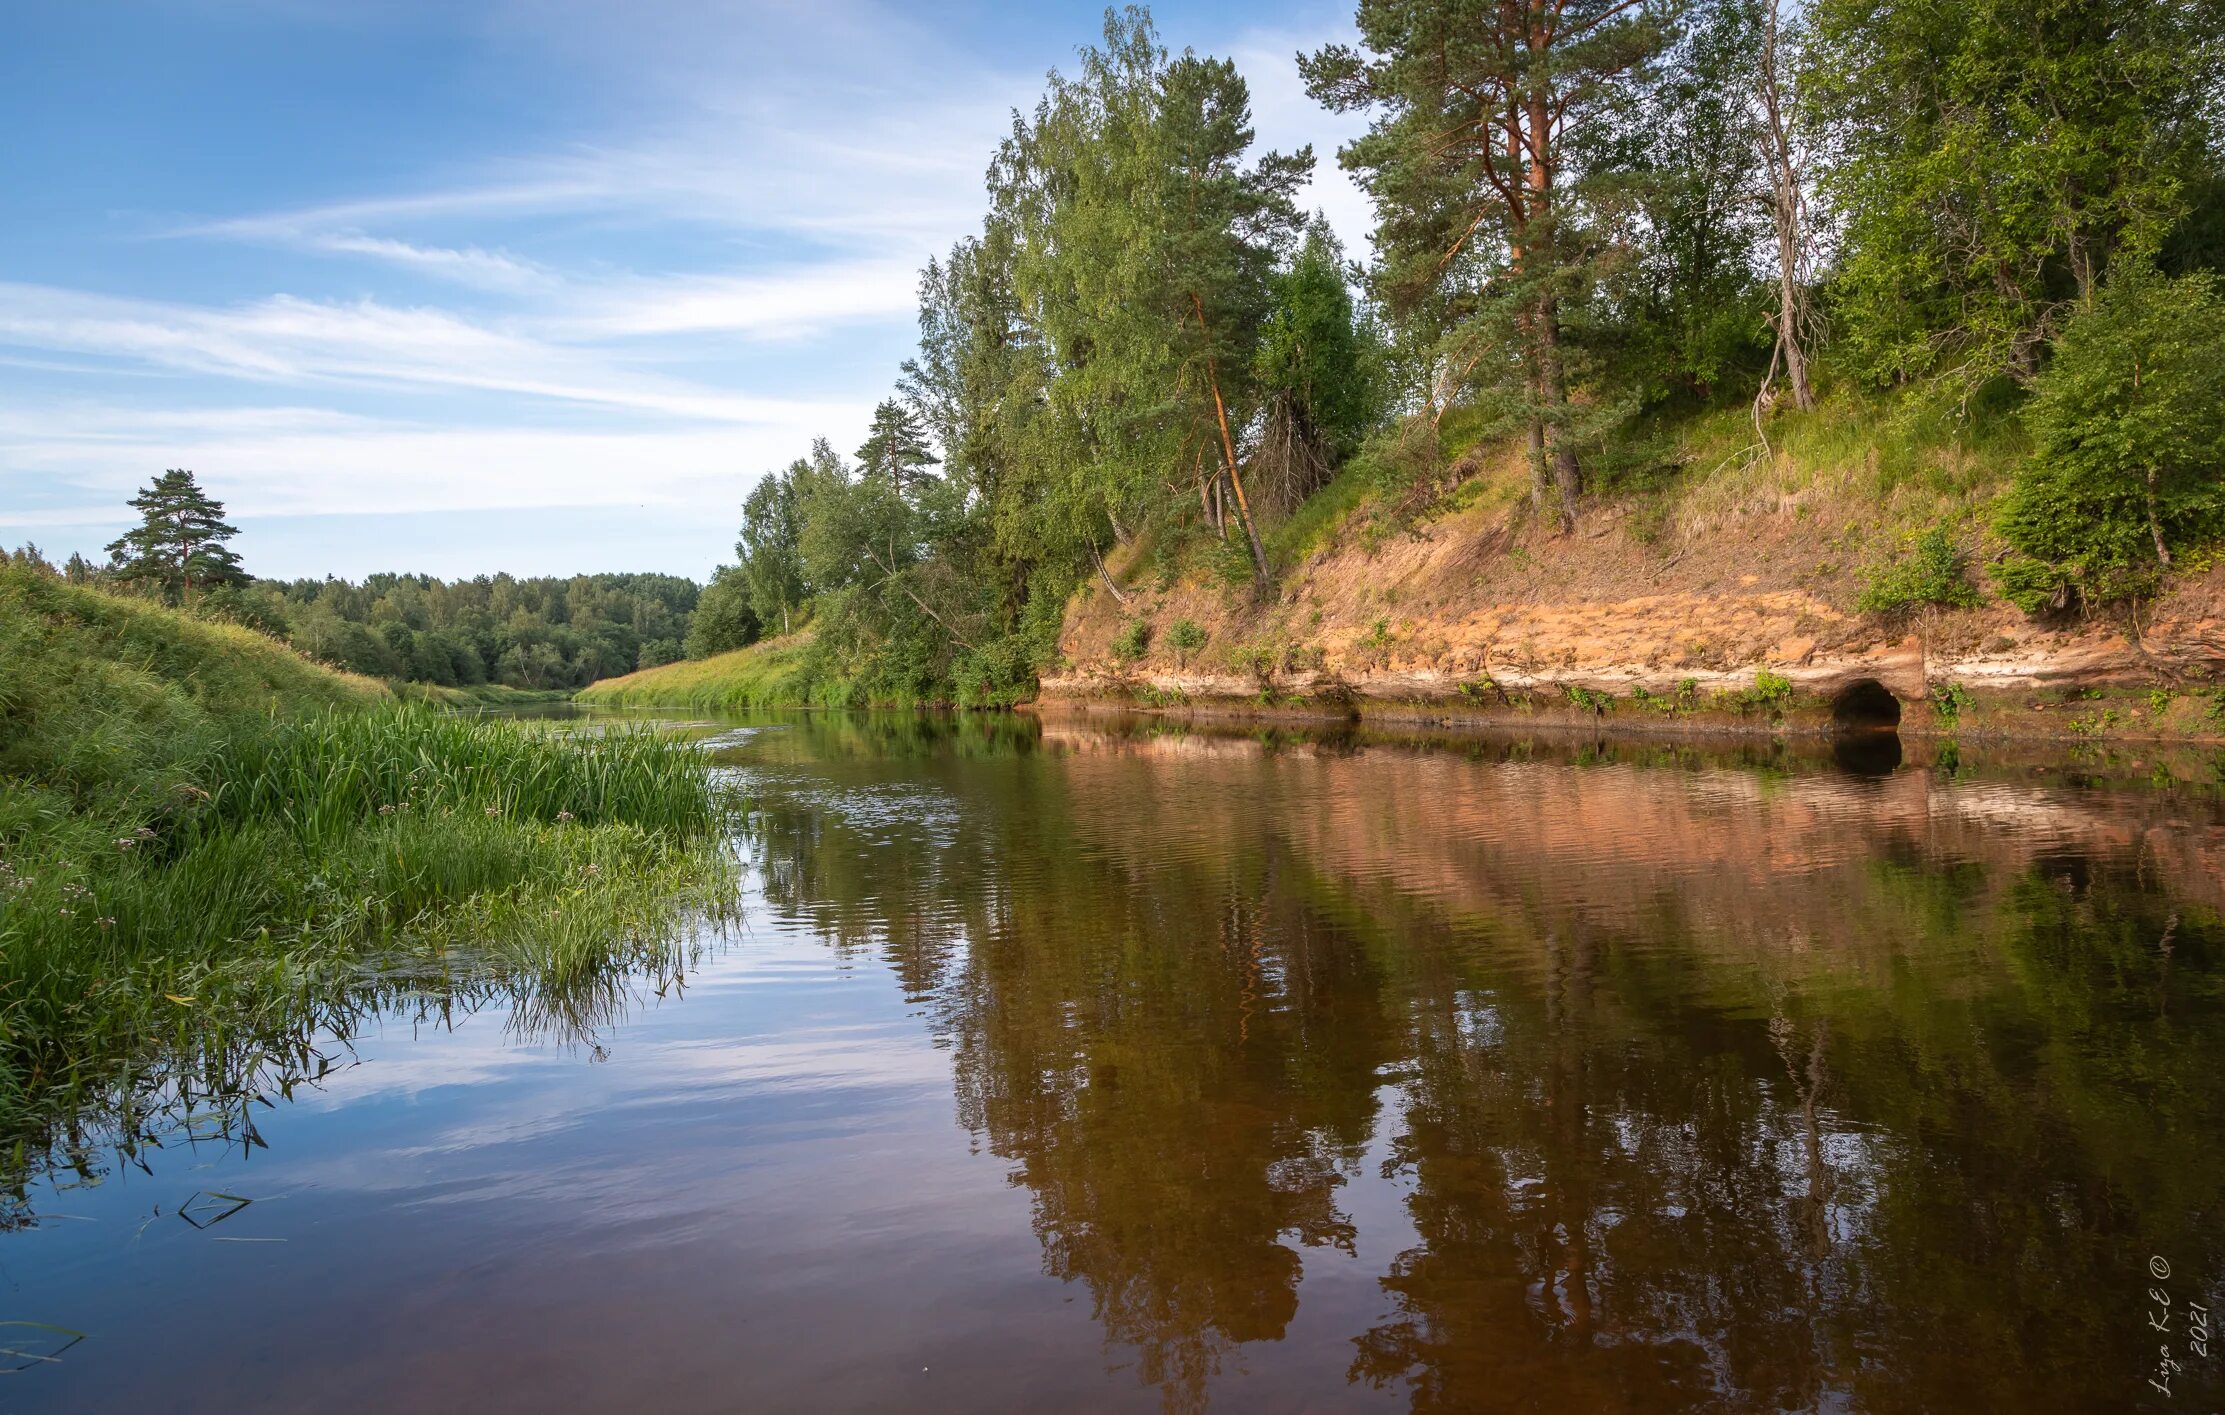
top-left (1, 567), bottom-right (742, 1198)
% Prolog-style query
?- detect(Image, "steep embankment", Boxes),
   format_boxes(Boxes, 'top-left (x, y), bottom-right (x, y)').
top-left (575, 630), bottom-right (815, 712)
top-left (1044, 400), bottom-right (2225, 742)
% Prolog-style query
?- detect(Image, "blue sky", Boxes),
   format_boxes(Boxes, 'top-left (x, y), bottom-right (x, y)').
top-left (0, 1), bottom-right (1367, 581)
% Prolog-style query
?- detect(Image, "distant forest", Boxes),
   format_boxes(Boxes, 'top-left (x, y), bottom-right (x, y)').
top-left (210, 571), bottom-right (741, 689)
top-left (15, 537), bottom-right (736, 690)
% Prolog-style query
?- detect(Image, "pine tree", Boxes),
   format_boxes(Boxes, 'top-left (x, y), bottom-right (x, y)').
top-left (855, 399), bottom-right (939, 497)
top-left (104, 469), bottom-right (247, 601)
top-left (1304, 0), bottom-right (1667, 530)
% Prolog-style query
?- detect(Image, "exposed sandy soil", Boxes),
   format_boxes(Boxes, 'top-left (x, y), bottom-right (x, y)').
top-left (1044, 464), bottom-right (2225, 742)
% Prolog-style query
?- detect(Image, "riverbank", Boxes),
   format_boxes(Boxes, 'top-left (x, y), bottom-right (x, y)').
top-left (0, 565), bottom-right (739, 1177)
top-left (1045, 396), bottom-right (2225, 745)
top-left (576, 631), bottom-right (815, 712)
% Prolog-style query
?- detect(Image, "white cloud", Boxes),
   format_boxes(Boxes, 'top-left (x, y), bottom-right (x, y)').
top-left (0, 406), bottom-right (868, 523)
top-left (296, 233), bottom-right (549, 290)
top-left (0, 283), bottom-right (873, 422)
top-left (556, 257), bottom-right (922, 340)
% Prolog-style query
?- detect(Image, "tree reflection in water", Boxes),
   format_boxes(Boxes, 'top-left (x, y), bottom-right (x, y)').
top-left (13, 711), bottom-right (2219, 1412)
top-left (744, 713), bottom-right (2225, 1414)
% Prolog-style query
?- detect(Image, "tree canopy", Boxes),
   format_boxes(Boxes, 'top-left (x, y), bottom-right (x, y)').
top-left (104, 469), bottom-right (248, 602)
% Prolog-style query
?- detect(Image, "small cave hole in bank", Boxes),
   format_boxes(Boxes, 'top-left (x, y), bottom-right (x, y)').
top-left (1830, 678), bottom-right (1903, 731)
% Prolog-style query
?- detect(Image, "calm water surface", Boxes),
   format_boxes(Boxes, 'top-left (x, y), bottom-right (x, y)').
top-left (7, 712), bottom-right (2224, 1413)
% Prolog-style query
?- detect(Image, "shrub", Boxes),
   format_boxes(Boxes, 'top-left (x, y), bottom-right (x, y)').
top-left (1857, 527), bottom-right (1983, 616)
top-left (1994, 261), bottom-right (2225, 614)
top-left (1165, 618), bottom-right (1207, 666)
top-left (1929, 681), bottom-right (1976, 726)
top-left (1112, 617), bottom-right (1152, 663)
top-left (1734, 670), bottom-right (1795, 714)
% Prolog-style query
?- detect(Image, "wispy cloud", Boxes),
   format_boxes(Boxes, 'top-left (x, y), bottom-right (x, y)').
top-left (0, 402), bottom-right (870, 524)
top-left (557, 258), bottom-right (922, 340)
top-left (293, 233), bottom-right (550, 290)
top-left (0, 283), bottom-right (877, 422)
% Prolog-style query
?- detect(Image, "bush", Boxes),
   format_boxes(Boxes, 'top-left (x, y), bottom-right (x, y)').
top-left (1112, 617), bottom-right (1153, 663)
top-left (1165, 619), bottom-right (1207, 665)
top-left (1734, 670), bottom-right (1795, 714)
top-left (1994, 261), bottom-right (2225, 614)
top-left (1857, 526), bottom-right (1983, 616)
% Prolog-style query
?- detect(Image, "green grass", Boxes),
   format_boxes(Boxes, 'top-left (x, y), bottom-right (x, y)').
top-left (398, 681), bottom-right (576, 708)
top-left (1263, 454), bottom-right (1389, 573)
top-left (1655, 384), bottom-right (2029, 542)
top-left (0, 564), bottom-right (739, 1190)
top-left (576, 631), bottom-right (816, 711)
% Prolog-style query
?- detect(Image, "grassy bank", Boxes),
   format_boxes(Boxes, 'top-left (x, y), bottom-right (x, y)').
top-left (576, 631), bottom-right (816, 711)
top-left (0, 565), bottom-right (738, 1181)
top-left (398, 681), bottom-right (578, 709)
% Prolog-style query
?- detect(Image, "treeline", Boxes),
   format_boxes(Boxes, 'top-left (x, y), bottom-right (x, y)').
top-left (701, 1), bottom-right (2224, 706)
top-left (12, 544), bottom-right (716, 690)
top-left (231, 572), bottom-right (713, 689)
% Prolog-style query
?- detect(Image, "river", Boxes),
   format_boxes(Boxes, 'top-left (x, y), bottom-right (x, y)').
top-left (6, 711), bottom-right (2222, 1412)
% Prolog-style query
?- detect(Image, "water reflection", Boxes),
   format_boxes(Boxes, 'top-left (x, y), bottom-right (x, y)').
top-left (740, 712), bottom-right (2225, 1413)
top-left (1, 924), bottom-right (722, 1229)
top-left (6, 710), bottom-right (2222, 1413)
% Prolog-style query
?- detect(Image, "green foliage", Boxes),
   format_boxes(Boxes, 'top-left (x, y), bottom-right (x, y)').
top-left (1929, 681), bottom-right (1977, 726)
top-left (1806, 0), bottom-right (2217, 386)
top-left (1112, 616), bottom-right (1153, 663)
top-left (684, 565), bottom-right (759, 659)
top-left (224, 570), bottom-right (699, 689)
top-left (1304, 0), bottom-right (1669, 525)
top-left (1165, 618), bottom-right (1207, 665)
top-left (1250, 219), bottom-right (1383, 511)
top-left (1857, 526), bottom-right (1983, 617)
top-left (854, 398), bottom-right (939, 496)
top-left (1733, 669), bottom-right (1795, 714)
top-left (103, 468), bottom-right (248, 602)
top-left (1564, 684), bottom-right (1615, 714)
top-left (1995, 263), bottom-right (2225, 612)
top-left (738, 466), bottom-right (807, 637)
top-left (1604, 0), bottom-right (1775, 402)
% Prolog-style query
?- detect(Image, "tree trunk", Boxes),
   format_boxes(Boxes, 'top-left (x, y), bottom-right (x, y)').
top-left (1524, 47), bottom-right (1579, 533)
top-left (1535, 306), bottom-right (1580, 532)
top-left (1757, 0), bottom-right (1815, 412)
top-left (1190, 290), bottom-right (1270, 587)
top-left (2147, 467), bottom-right (2172, 567)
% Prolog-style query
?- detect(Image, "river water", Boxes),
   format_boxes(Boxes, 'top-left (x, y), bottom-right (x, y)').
top-left (7, 711), bottom-right (2223, 1412)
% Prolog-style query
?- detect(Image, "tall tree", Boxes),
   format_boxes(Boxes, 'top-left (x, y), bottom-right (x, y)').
top-left (1251, 218), bottom-right (1380, 510)
top-left (1601, 0), bottom-right (1774, 405)
top-left (1305, 0), bottom-right (1667, 531)
top-left (995, 10), bottom-right (1306, 587)
top-left (104, 469), bottom-right (247, 601)
top-left (855, 398), bottom-right (940, 498)
top-left (736, 468), bottom-right (807, 637)
top-left (1752, 0), bottom-right (1813, 412)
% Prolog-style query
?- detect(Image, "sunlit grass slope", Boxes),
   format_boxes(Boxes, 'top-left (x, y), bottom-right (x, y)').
top-left (576, 631), bottom-right (815, 711)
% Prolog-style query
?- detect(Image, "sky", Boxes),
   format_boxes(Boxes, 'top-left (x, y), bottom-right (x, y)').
top-left (0, 1), bottom-right (1369, 582)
